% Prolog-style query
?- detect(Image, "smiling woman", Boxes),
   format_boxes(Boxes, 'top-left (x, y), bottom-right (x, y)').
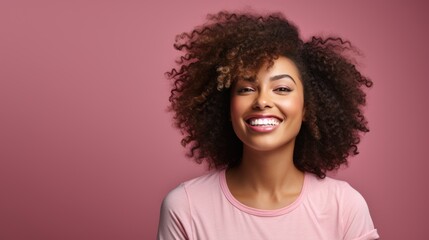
top-left (230, 57), bottom-right (304, 154)
top-left (158, 11), bottom-right (379, 239)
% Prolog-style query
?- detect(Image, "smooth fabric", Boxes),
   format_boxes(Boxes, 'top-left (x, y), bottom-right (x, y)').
top-left (158, 170), bottom-right (379, 240)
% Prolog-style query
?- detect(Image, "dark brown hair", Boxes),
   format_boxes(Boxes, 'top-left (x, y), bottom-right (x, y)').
top-left (167, 11), bottom-right (372, 178)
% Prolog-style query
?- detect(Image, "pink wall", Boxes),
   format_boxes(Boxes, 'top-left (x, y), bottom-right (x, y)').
top-left (1, 0), bottom-right (428, 239)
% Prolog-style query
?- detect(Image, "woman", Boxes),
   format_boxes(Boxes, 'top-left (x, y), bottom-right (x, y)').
top-left (158, 11), bottom-right (379, 239)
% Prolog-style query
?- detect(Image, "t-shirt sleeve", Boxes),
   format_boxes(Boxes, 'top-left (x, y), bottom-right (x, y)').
top-left (341, 183), bottom-right (379, 240)
top-left (157, 184), bottom-right (191, 240)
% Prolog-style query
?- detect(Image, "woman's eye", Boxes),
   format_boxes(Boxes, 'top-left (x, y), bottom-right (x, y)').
top-left (274, 87), bottom-right (292, 93)
top-left (237, 87), bottom-right (254, 93)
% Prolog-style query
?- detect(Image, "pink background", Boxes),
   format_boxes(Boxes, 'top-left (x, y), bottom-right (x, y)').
top-left (1, 0), bottom-right (428, 239)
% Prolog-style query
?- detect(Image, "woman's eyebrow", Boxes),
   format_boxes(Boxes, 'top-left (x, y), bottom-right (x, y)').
top-left (269, 74), bottom-right (296, 84)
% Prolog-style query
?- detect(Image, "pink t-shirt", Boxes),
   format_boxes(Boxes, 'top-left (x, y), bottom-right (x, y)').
top-left (158, 170), bottom-right (379, 240)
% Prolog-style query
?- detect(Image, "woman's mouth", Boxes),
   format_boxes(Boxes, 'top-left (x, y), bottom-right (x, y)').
top-left (247, 117), bottom-right (281, 126)
top-left (245, 117), bottom-right (283, 132)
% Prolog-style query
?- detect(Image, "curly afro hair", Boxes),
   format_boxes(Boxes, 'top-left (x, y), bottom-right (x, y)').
top-left (167, 11), bottom-right (372, 178)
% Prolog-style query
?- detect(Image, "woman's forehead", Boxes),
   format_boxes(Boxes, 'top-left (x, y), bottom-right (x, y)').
top-left (236, 56), bottom-right (301, 81)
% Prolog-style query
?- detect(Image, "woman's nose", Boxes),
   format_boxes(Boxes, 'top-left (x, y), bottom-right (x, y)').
top-left (252, 91), bottom-right (272, 110)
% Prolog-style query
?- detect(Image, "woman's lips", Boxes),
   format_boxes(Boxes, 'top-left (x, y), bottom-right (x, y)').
top-left (244, 116), bottom-right (283, 133)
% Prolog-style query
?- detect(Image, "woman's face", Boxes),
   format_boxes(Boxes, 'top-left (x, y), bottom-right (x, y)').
top-left (230, 56), bottom-right (305, 152)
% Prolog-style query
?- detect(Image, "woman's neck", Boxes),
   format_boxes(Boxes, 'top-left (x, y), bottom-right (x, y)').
top-left (239, 144), bottom-right (302, 191)
top-left (226, 144), bottom-right (304, 209)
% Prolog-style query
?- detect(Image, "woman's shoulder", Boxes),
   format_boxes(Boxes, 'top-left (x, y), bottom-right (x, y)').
top-left (305, 173), bottom-right (372, 219)
top-left (181, 170), bottom-right (221, 188)
top-left (161, 170), bottom-right (222, 208)
top-left (158, 171), bottom-right (223, 239)
top-left (307, 173), bottom-right (364, 199)
top-left (305, 173), bottom-right (378, 239)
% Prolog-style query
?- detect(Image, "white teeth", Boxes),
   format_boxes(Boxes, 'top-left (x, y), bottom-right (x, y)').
top-left (249, 118), bottom-right (280, 126)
